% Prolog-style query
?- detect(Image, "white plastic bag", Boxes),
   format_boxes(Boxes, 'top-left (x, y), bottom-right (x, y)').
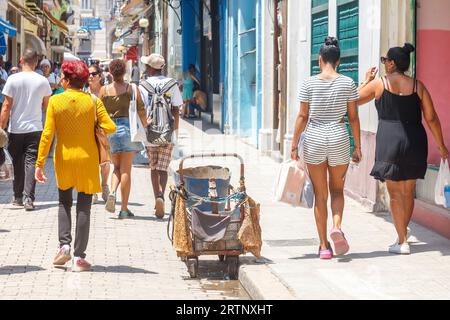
top-left (129, 83), bottom-right (147, 143)
top-left (273, 160), bottom-right (306, 207)
top-left (300, 172), bottom-right (314, 209)
top-left (0, 149), bottom-right (14, 181)
top-left (435, 159), bottom-right (450, 207)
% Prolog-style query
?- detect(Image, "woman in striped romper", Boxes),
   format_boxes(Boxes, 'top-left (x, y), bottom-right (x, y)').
top-left (291, 37), bottom-right (362, 260)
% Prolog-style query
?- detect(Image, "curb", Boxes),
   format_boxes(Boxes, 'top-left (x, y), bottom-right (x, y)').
top-left (413, 199), bottom-right (450, 240)
top-left (238, 264), bottom-right (297, 300)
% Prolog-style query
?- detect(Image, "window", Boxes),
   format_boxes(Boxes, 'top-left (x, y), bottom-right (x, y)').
top-left (337, 0), bottom-right (359, 82)
top-left (311, 0), bottom-right (329, 76)
top-left (337, 0), bottom-right (359, 154)
top-left (81, 0), bottom-right (91, 10)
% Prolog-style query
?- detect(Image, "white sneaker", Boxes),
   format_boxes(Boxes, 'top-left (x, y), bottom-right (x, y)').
top-left (101, 185), bottom-right (110, 202)
top-left (388, 243), bottom-right (411, 255)
top-left (105, 192), bottom-right (116, 213)
top-left (92, 194), bottom-right (98, 204)
top-left (72, 257), bottom-right (92, 272)
top-left (392, 227), bottom-right (412, 246)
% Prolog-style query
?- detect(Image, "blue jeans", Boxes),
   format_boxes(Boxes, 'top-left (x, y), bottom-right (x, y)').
top-left (108, 118), bottom-right (144, 154)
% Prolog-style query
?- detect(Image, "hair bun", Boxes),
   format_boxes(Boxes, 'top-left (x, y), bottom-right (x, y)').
top-left (324, 36), bottom-right (339, 47)
top-left (402, 43), bottom-right (415, 54)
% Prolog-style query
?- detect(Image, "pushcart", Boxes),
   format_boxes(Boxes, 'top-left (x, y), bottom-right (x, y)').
top-left (168, 153), bottom-right (247, 280)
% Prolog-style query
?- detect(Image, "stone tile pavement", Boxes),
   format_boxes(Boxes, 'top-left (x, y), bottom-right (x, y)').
top-left (175, 119), bottom-right (450, 300)
top-left (0, 149), bottom-right (249, 300)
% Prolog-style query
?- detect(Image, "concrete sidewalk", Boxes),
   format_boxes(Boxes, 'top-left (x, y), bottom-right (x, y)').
top-left (174, 119), bottom-right (450, 300)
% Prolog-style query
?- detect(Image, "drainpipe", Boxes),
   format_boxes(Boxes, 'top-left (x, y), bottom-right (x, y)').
top-left (412, 0), bottom-right (417, 77)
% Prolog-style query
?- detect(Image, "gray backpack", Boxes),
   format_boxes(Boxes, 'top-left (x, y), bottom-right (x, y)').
top-left (141, 79), bottom-right (178, 145)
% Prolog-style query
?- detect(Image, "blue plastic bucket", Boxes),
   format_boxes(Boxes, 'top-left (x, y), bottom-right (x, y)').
top-left (175, 166), bottom-right (231, 212)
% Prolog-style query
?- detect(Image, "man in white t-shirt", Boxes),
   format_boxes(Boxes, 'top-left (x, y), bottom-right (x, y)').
top-left (139, 53), bottom-right (183, 219)
top-left (0, 49), bottom-right (52, 211)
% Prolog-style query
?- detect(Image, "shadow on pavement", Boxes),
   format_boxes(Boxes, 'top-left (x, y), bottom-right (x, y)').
top-left (116, 216), bottom-right (169, 222)
top-left (92, 265), bottom-right (158, 274)
top-left (0, 229), bottom-right (10, 233)
top-left (0, 265), bottom-right (46, 275)
top-left (289, 243), bottom-right (450, 261)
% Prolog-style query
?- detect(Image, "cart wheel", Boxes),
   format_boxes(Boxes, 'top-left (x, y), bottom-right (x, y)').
top-left (186, 258), bottom-right (199, 279)
top-left (218, 255), bottom-right (225, 262)
top-left (226, 256), bottom-right (239, 280)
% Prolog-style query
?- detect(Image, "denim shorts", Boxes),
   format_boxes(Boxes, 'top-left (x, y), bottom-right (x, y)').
top-left (108, 118), bottom-right (144, 154)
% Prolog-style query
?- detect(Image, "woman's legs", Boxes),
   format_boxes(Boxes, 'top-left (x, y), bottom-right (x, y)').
top-left (101, 163), bottom-right (110, 187)
top-left (404, 180), bottom-right (417, 230)
top-left (307, 162), bottom-right (329, 250)
top-left (58, 188), bottom-right (73, 248)
top-left (110, 153), bottom-right (122, 194)
top-left (74, 192), bottom-right (93, 259)
top-left (386, 181), bottom-right (409, 244)
top-left (386, 180), bottom-right (417, 244)
top-left (328, 164), bottom-right (349, 230)
top-left (118, 152), bottom-right (135, 212)
top-left (101, 163), bottom-right (111, 201)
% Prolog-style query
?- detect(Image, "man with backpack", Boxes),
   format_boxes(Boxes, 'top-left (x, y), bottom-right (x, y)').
top-left (139, 53), bottom-right (183, 219)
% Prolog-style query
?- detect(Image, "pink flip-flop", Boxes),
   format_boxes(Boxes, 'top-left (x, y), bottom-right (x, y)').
top-left (318, 242), bottom-right (333, 260)
top-left (330, 228), bottom-right (350, 256)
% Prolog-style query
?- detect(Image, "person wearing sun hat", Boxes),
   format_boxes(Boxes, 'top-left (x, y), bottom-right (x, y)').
top-left (139, 53), bottom-right (183, 219)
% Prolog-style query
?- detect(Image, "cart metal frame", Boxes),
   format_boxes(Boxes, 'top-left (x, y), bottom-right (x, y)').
top-left (169, 153), bottom-right (247, 279)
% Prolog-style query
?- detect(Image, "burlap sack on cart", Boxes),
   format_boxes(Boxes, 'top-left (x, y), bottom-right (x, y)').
top-left (173, 194), bottom-right (194, 257)
top-left (238, 197), bottom-right (262, 258)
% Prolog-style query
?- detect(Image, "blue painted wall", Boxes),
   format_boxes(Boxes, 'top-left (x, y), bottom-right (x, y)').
top-left (181, 0), bottom-right (201, 75)
top-left (225, 0), bottom-right (259, 144)
top-left (220, 0), bottom-right (227, 132)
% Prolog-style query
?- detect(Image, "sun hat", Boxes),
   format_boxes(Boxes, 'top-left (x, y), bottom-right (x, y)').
top-left (140, 53), bottom-right (165, 70)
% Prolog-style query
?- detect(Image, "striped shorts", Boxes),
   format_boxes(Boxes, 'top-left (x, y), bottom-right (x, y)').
top-left (303, 121), bottom-right (350, 167)
top-left (147, 144), bottom-right (174, 172)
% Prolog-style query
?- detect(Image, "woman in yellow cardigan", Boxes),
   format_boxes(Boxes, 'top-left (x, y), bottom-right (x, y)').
top-left (35, 61), bottom-right (116, 272)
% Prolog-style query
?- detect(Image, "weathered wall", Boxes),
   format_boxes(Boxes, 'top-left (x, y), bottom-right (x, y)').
top-left (417, 0), bottom-right (450, 167)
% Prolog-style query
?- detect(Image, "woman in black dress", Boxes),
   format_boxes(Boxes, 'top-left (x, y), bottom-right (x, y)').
top-left (358, 43), bottom-right (448, 255)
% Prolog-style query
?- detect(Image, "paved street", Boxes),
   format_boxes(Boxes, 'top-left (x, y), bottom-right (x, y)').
top-left (0, 145), bottom-right (249, 300)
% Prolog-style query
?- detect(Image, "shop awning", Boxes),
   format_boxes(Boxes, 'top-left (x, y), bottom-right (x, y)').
top-left (8, 0), bottom-right (43, 27)
top-left (120, 0), bottom-right (147, 17)
top-left (0, 18), bottom-right (17, 37)
top-left (25, 32), bottom-right (47, 55)
top-left (43, 7), bottom-right (69, 35)
top-left (0, 32), bottom-right (7, 55)
top-left (117, 3), bottom-right (154, 33)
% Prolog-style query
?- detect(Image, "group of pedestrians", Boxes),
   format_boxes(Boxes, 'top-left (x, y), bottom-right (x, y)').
top-left (1, 49), bottom-right (182, 271)
top-left (291, 37), bottom-right (449, 259)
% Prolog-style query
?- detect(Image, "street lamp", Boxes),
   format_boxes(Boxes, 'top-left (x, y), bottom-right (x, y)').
top-left (139, 18), bottom-right (150, 56)
top-left (139, 18), bottom-right (149, 29)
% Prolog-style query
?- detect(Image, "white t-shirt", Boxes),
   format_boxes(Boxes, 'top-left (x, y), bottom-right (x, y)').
top-left (2, 71), bottom-right (52, 134)
top-left (139, 75), bottom-right (183, 109)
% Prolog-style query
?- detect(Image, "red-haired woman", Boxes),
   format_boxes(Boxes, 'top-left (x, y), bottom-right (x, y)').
top-left (35, 61), bottom-right (116, 272)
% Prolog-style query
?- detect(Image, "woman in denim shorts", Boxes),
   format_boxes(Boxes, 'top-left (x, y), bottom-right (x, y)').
top-left (99, 59), bottom-right (147, 219)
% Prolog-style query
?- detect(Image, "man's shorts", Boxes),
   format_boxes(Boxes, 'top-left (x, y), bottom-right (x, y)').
top-left (147, 144), bottom-right (174, 171)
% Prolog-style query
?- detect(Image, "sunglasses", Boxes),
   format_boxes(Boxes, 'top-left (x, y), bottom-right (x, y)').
top-left (380, 56), bottom-right (391, 64)
top-left (90, 71), bottom-right (100, 76)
